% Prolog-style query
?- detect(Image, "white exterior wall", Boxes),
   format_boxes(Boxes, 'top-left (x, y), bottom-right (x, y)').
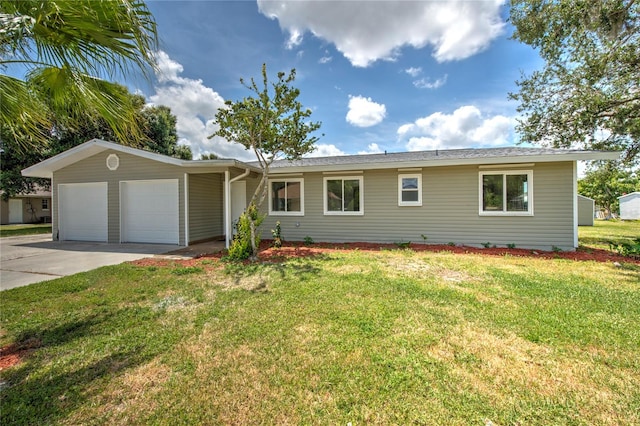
top-left (619, 192), bottom-right (640, 220)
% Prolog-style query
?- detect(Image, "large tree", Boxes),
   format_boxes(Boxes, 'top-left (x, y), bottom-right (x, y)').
top-left (578, 162), bottom-right (639, 217)
top-left (0, 0), bottom-right (158, 152)
top-left (509, 0), bottom-right (639, 162)
top-left (211, 64), bottom-right (321, 258)
top-left (141, 104), bottom-right (191, 160)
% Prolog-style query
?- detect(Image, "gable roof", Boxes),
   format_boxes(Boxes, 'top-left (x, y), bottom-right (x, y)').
top-left (618, 191), bottom-right (640, 200)
top-left (22, 140), bottom-right (621, 178)
top-left (22, 139), bottom-right (260, 178)
top-left (265, 147), bottom-right (620, 173)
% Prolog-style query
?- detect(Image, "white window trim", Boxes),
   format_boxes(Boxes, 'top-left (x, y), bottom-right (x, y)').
top-left (42, 199), bottom-right (50, 211)
top-left (479, 170), bottom-right (534, 216)
top-left (268, 178), bottom-right (304, 216)
top-left (323, 176), bottom-right (364, 216)
top-left (398, 173), bottom-right (422, 206)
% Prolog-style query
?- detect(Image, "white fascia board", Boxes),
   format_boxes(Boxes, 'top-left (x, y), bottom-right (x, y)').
top-left (182, 160), bottom-right (261, 174)
top-left (22, 138), bottom-right (185, 178)
top-left (268, 151), bottom-right (621, 174)
top-left (21, 138), bottom-right (262, 178)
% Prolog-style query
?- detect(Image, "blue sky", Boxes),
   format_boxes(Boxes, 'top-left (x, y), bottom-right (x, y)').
top-left (131, 0), bottom-right (544, 161)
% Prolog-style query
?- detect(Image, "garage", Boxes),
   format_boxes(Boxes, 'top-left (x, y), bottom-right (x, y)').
top-left (120, 179), bottom-right (179, 244)
top-left (58, 182), bottom-right (108, 242)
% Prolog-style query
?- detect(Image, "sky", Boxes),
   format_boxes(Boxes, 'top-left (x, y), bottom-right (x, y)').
top-left (130, 0), bottom-right (544, 162)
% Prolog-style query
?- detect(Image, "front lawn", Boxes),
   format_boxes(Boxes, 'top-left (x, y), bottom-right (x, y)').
top-left (0, 223), bottom-right (52, 238)
top-left (579, 219), bottom-right (639, 251)
top-left (1, 248), bottom-right (638, 425)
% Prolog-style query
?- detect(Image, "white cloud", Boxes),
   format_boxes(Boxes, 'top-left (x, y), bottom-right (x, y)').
top-left (358, 143), bottom-right (384, 155)
top-left (397, 105), bottom-right (513, 151)
top-left (413, 74), bottom-right (448, 90)
top-left (319, 55), bottom-right (332, 64)
top-left (346, 95), bottom-right (386, 127)
top-left (148, 51), bottom-right (252, 161)
top-left (405, 67), bottom-right (422, 77)
top-left (306, 144), bottom-right (346, 157)
top-left (258, 0), bottom-right (505, 67)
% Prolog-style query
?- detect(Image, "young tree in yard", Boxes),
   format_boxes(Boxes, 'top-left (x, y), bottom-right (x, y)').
top-left (0, 0), bottom-right (158, 153)
top-left (211, 64), bottom-right (321, 259)
top-left (578, 162), bottom-right (639, 217)
top-left (509, 0), bottom-right (640, 163)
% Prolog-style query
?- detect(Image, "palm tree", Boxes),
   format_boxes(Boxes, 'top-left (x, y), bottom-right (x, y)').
top-left (0, 0), bottom-right (158, 152)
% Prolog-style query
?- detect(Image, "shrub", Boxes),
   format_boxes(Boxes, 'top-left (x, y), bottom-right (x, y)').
top-left (303, 236), bottom-right (314, 245)
top-left (271, 221), bottom-right (282, 248)
top-left (610, 238), bottom-right (640, 258)
top-left (227, 204), bottom-right (264, 261)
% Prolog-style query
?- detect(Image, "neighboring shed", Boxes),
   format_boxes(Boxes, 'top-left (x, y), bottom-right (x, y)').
top-left (619, 192), bottom-right (640, 220)
top-left (577, 195), bottom-right (595, 226)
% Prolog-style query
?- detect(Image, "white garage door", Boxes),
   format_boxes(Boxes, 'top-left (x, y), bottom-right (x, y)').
top-left (121, 179), bottom-right (179, 244)
top-left (58, 182), bottom-right (108, 242)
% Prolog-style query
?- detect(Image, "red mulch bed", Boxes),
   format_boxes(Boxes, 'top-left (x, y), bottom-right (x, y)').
top-left (130, 240), bottom-right (639, 268)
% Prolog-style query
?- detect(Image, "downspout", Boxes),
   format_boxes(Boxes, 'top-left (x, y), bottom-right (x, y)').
top-left (572, 161), bottom-right (578, 249)
top-left (184, 173), bottom-right (189, 246)
top-left (225, 171), bottom-right (230, 249)
top-left (225, 168), bottom-right (251, 249)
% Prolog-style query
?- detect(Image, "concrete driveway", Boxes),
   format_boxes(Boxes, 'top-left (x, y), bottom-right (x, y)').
top-left (1, 234), bottom-right (180, 291)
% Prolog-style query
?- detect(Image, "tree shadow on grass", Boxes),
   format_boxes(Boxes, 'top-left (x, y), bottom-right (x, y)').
top-left (1, 347), bottom-right (154, 425)
top-left (0, 311), bottom-right (162, 425)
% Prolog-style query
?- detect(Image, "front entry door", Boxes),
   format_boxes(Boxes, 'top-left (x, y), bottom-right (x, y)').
top-left (8, 199), bottom-right (22, 223)
top-left (230, 181), bottom-right (247, 234)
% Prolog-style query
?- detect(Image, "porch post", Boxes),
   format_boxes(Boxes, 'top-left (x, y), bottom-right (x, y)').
top-left (224, 170), bottom-right (231, 249)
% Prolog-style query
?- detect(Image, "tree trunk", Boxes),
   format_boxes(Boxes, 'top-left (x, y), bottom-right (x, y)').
top-left (247, 166), bottom-right (270, 261)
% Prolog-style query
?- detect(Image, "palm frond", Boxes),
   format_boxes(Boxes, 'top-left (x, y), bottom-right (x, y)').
top-left (27, 66), bottom-right (147, 145)
top-left (0, 75), bottom-right (52, 152)
top-left (1, 0), bottom-right (158, 77)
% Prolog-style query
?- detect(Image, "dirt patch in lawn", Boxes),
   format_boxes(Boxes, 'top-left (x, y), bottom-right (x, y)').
top-left (130, 240), bottom-right (639, 269)
top-left (0, 338), bottom-right (41, 370)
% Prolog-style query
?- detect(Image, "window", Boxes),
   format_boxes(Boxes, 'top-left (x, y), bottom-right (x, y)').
top-left (323, 176), bottom-right (363, 215)
top-left (479, 171), bottom-right (533, 215)
top-left (398, 174), bottom-right (422, 206)
top-left (42, 199), bottom-right (49, 211)
top-left (268, 178), bottom-right (303, 215)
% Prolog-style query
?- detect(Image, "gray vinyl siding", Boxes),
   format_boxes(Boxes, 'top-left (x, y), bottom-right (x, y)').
top-left (261, 162), bottom-right (577, 250)
top-left (188, 174), bottom-right (223, 243)
top-left (52, 150), bottom-right (186, 245)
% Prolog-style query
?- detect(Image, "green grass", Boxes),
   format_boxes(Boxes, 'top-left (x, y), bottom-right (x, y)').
top-left (579, 219), bottom-right (640, 251)
top-left (2, 249), bottom-right (639, 425)
top-left (0, 223), bottom-right (52, 238)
